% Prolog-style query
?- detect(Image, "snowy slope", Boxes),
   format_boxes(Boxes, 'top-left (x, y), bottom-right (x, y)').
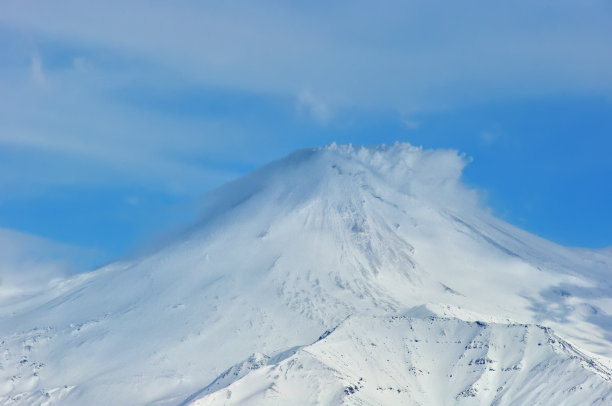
top-left (189, 313), bottom-right (612, 406)
top-left (0, 143), bottom-right (611, 405)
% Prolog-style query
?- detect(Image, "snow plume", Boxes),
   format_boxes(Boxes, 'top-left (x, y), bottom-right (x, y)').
top-left (322, 142), bottom-right (478, 208)
top-left (0, 228), bottom-right (90, 302)
top-left (190, 143), bottom-right (479, 228)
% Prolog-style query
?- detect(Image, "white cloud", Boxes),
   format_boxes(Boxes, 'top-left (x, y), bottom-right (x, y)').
top-left (0, 61), bottom-right (247, 195)
top-left (297, 90), bottom-right (331, 124)
top-left (29, 52), bottom-right (46, 86)
top-left (480, 131), bottom-right (500, 145)
top-left (401, 116), bottom-right (420, 130)
top-left (0, 228), bottom-right (94, 303)
top-left (0, 0), bottom-right (610, 197)
top-left (2, 1), bottom-right (610, 108)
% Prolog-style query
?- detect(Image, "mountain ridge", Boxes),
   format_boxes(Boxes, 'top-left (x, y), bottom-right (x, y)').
top-left (188, 311), bottom-right (612, 405)
top-left (1, 143), bottom-right (610, 405)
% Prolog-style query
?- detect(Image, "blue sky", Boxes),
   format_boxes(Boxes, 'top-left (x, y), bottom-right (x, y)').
top-left (0, 1), bottom-right (611, 275)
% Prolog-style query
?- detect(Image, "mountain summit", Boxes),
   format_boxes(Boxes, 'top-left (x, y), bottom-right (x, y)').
top-left (1, 143), bottom-right (611, 405)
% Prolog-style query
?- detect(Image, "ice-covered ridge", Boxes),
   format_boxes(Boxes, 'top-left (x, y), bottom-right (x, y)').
top-left (189, 314), bottom-right (612, 406)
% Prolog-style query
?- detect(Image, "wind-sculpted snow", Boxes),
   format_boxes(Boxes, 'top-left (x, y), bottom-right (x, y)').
top-left (0, 143), bottom-right (610, 405)
top-left (189, 314), bottom-right (612, 406)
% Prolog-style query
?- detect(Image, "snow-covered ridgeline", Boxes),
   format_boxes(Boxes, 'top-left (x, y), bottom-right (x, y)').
top-left (0, 143), bottom-right (610, 405)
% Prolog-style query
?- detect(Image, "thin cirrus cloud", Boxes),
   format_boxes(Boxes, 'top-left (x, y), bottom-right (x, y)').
top-left (29, 52), bottom-right (46, 86)
top-left (0, 0), bottom-right (610, 194)
top-left (0, 48), bottom-right (246, 194)
top-left (0, 228), bottom-right (99, 303)
top-left (2, 1), bottom-right (611, 105)
top-left (296, 90), bottom-right (332, 124)
top-left (0, 0), bottom-right (610, 267)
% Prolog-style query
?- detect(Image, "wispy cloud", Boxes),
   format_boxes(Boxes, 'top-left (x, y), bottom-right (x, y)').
top-left (0, 228), bottom-right (96, 303)
top-left (0, 2), bottom-right (609, 184)
top-left (29, 51), bottom-right (46, 86)
top-left (0, 0), bottom-right (609, 198)
top-left (480, 131), bottom-right (500, 145)
top-left (2, 1), bottom-right (610, 107)
top-left (0, 0), bottom-right (610, 256)
top-left (0, 48), bottom-right (253, 195)
top-left (297, 90), bottom-right (331, 124)
top-left (401, 116), bottom-right (420, 130)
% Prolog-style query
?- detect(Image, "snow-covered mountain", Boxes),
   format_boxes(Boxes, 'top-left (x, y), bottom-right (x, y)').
top-left (189, 312), bottom-right (612, 406)
top-left (1, 143), bottom-right (611, 405)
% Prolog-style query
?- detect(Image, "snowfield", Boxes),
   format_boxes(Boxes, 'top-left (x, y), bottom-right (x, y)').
top-left (1, 143), bottom-right (611, 405)
top-left (190, 313), bottom-right (612, 406)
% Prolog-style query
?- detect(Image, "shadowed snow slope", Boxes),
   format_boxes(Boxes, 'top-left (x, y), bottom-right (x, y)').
top-left (0, 143), bottom-right (611, 405)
